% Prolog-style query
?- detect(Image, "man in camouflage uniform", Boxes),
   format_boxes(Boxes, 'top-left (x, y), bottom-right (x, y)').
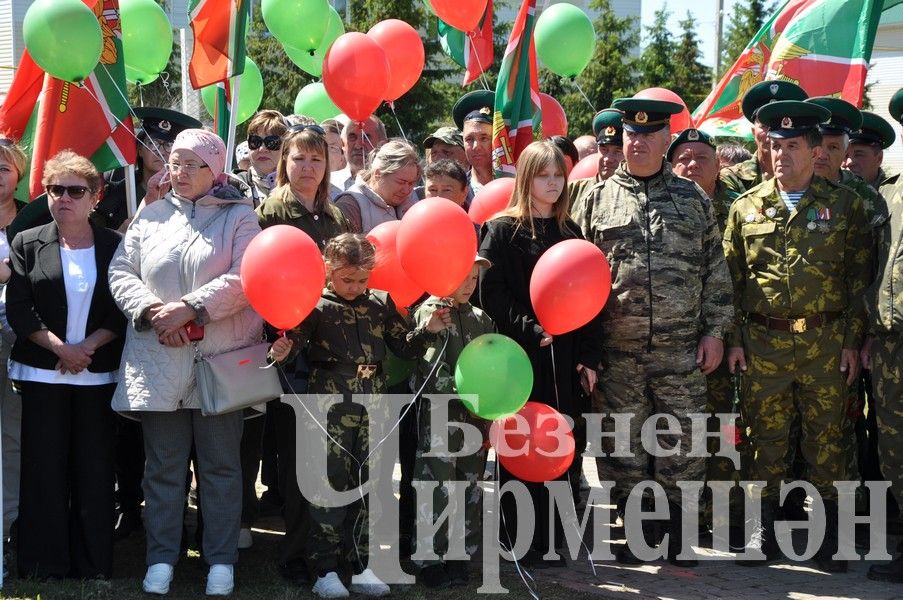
top-left (866, 88), bottom-right (903, 583)
top-left (411, 258), bottom-right (494, 588)
top-left (572, 95), bottom-right (734, 567)
top-left (719, 81), bottom-right (808, 201)
top-left (845, 111), bottom-right (897, 191)
top-left (723, 101), bottom-right (872, 571)
top-left (568, 109), bottom-right (625, 209)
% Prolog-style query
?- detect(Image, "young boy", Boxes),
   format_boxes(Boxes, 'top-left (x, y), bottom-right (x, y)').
top-left (412, 255), bottom-right (495, 589)
top-left (423, 159), bottom-right (470, 207)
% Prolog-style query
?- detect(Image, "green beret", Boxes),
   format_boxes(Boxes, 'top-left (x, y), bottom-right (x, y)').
top-left (741, 80), bottom-right (808, 123)
top-left (612, 97), bottom-right (682, 133)
top-left (452, 90), bottom-right (495, 130)
top-left (889, 88), bottom-right (903, 125)
top-left (134, 107), bottom-right (202, 142)
top-left (666, 128), bottom-right (715, 162)
top-left (849, 111), bottom-right (896, 149)
top-left (805, 97), bottom-right (862, 135)
top-left (757, 100), bottom-right (830, 139)
top-left (592, 109), bottom-right (623, 146)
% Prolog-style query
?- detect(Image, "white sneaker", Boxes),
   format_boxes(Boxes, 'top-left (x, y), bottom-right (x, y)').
top-left (312, 571), bottom-right (349, 598)
top-left (237, 528), bottom-right (253, 549)
top-left (206, 564), bottom-right (234, 596)
top-left (143, 563), bottom-right (174, 595)
top-left (349, 568), bottom-right (390, 597)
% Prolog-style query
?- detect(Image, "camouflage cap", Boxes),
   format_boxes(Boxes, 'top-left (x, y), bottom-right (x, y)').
top-left (423, 126), bottom-right (464, 149)
top-left (741, 80), bottom-right (808, 123)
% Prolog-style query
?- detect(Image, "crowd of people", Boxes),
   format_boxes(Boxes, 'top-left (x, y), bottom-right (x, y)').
top-left (0, 78), bottom-right (900, 598)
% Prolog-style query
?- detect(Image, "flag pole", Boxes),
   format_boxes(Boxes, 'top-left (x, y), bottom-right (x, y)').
top-left (125, 163), bottom-right (138, 218)
top-left (225, 75), bottom-right (241, 172)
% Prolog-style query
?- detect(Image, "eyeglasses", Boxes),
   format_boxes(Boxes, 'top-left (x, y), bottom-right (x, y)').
top-left (168, 162), bottom-right (209, 174)
top-left (46, 184), bottom-right (93, 200)
top-left (247, 134), bottom-right (283, 151)
top-left (288, 124), bottom-right (326, 136)
top-left (150, 138), bottom-right (173, 153)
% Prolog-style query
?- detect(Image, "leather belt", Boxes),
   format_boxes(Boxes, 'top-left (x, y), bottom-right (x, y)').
top-left (309, 361), bottom-right (383, 379)
top-left (747, 312), bottom-right (841, 333)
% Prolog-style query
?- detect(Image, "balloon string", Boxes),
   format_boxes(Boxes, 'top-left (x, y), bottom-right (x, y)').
top-left (138, 83), bottom-right (144, 107)
top-left (466, 30), bottom-right (491, 92)
top-left (569, 79), bottom-right (596, 113)
top-left (360, 126), bottom-right (372, 171)
top-left (386, 102), bottom-right (408, 143)
top-left (495, 455), bottom-right (541, 600)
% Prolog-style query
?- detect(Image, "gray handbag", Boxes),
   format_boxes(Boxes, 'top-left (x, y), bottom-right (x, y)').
top-left (194, 342), bottom-right (282, 416)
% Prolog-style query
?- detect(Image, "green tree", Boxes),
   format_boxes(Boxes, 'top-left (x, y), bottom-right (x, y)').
top-left (638, 8), bottom-right (676, 89)
top-left (538, 0), bottom-right (638, 137)
top-left (672, 13), bottom-right (712, 111)
top-left (719, 0), bottom-right (773, 77)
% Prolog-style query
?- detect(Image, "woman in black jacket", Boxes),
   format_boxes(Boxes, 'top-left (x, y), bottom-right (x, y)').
top-left (6, 150), bottom-right (126, 579)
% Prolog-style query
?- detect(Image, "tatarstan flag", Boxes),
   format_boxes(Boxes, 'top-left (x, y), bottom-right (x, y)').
top-left (0, 0), bottom-right (136, 201)
top-left (188, 0), bottom-right (250, 89)
top-left (694, 0), bottom-right (883, 134)
top-left (492, 0), bottom-right (540, 177)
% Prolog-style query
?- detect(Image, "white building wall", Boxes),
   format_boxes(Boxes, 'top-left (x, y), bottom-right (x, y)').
top-left (868, 20), bottom-right (903, 175)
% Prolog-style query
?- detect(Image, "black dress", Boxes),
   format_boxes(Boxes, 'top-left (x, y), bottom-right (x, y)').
top-left (478, 215), bottom-right (603, 557)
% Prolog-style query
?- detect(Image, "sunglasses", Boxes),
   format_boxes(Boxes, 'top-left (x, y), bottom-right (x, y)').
top-left (46, 184), bottom-right (93, 200)
top-left (288, 124), bottom-right (326, 135)
top-left (247, 134), bottom-right (283, 151)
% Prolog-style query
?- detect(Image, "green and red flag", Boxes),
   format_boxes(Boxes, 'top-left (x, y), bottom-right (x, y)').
top-left (188, 0), bottom-right (250, 89)
top-left (694, 0), bottom-right (883, 135)
top-left (492, 0), bottom-right (540, 176)
top-left (438, 1), bottom-right (494, 86)
top-left (0, 0), bottom-right (136, 201)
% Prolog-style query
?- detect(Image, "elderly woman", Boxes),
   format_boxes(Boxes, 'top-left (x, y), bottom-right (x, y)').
top-left (109, 129), bottom-right (262, 596)
top-left (255, 124), bottom-right (348, 584)
top-left (235, 109), bottom-right (289, 205)
top-left (334, 140), bottom-right (420, 234)
top-left (6, 150), bottom-right (126, 579)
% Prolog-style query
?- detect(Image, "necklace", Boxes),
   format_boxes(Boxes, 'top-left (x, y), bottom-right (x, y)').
top-left (530, 202), bottom-right (553, 218)
top-left (59, 228), bottom-right (93, 249)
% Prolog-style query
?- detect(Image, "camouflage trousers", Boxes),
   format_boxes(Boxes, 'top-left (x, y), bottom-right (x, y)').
top-left (595, 347), bottom-right (708, 505)
top-left (304, 394), bottom-right (371, 576)
top-left (871, 333), bottom-right (903, 508)
top-left (412, 397), bottom-right (488, 567)
top-left (741, 319), bottom-right (851, 500)
top-left (704, 361), bottom-right (746, 526)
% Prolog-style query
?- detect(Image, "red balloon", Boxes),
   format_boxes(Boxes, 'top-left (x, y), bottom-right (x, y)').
top-left (539, 93), bottom-right (567, 138)
top-left (367, 20), bottom-right (425, 103)
top-left (490, 402), bottom-right (575, 483)
top-left (568, 153), bottom-right (600, 182)
top-left (241, 225), bottom-right (325, 330)
top-left (430, 0), bottom-right (488, 33)
top-left (322, 32), bottom-right (390, 122)
top-left (397, 198), bottom-right (477, 296)
top-left (530, 239), bottom-right (610, 335)
top-left (366, 221), bottom-right (424, 307)
top-left (634, 87), bottom-right (692, 134)
top-left (468, 177), bottom-right (515, 225)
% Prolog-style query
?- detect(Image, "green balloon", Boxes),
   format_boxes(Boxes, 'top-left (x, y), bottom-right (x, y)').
top-left (293, 82), bottom-right (340, 122)
top-left (121, 0), bottom-right (173, 85)
top-left (23, 0), bottom-right (102, 82)
top-left (454, 334), bottom-right (533, 420)
top-left (200, 57), bottom-right (264, 126)
top-left (262, 0), bottom-right (330, 54)
top-left (534, 4), bottom-right (595, 78)
top-left (284, 6), bottom-right (344, 77)
top-left (384, 350), bottom-right (416, 387)
top-left (438, 19), bottom-right (466, 69)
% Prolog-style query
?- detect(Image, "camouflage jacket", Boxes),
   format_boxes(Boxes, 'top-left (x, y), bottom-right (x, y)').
top-left (839, 169), bottom-right (888, 224)
top-left (867, 176), bottom-right (903, 334)
top-left (710, 180), bottom-right (735, 234)
top-left (719, 157), bottom-right (770, 201)
top-left (571, 163), bottom-right (734, 352)
top-left (722, 176), bottom-right (872, 349)
top-left (567, 173), bottom-right (600, 212)
top-left (412, 296), bottom-right (495, 394)
top-left (256, 184), bottom-right (349, 250)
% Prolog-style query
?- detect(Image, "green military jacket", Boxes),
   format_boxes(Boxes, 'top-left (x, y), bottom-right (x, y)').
top-left (710, 180), bottom-right (735, 234)
top-left (719, 157), bottom-right (770, 201)
top-left (255, 184), bottom-right (349, 250)
top-left (722, 176), bottom-right (871, 349)
top-left (567, 174), bottom-right (600, 212)
top-left (868, 175), bottom-right (903, 334)
top-left (412, 296), bottom-right (495, 394)
top-left (839, 169), bottom-right (887, 223)
top-left (571, 163), bottom-right (734, 352)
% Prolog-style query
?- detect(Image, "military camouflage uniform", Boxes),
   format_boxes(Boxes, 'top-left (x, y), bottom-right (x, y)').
top-left (722, 176), bottom-right (872, 500)
top-left (410, 296), bottom-right (494, 567)
top-left (572, 163), bottom-right (734, 504)
top-left (567, 172), bottom-right (601, 211)
top-left (719, 157), bottom-right (770, 200)
top-left (868, 175), bottom-right (903, 510)
top-left (281, 288), bottom-right (435, 575)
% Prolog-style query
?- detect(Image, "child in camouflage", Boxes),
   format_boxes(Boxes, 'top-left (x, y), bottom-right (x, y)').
top-left (411, 255), bottom-right (496, 589)
top-left (270, 233), bottom-right (450, 599)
